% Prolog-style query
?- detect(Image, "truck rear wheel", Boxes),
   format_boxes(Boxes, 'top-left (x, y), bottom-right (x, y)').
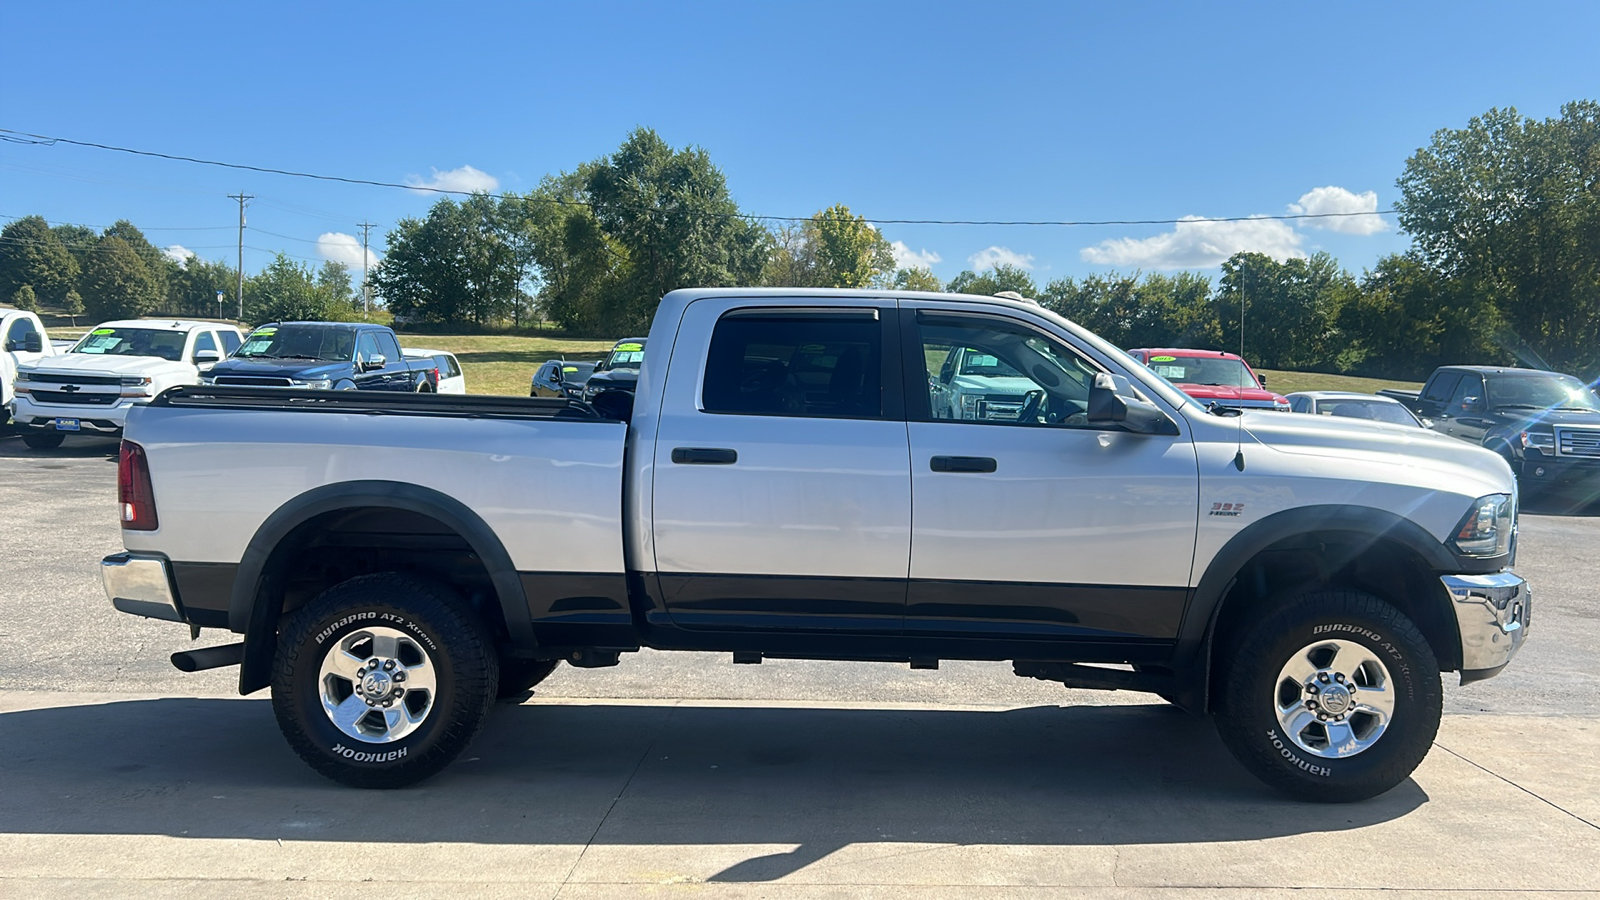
top-left (270, 573), bottom-right (498, 788)
top-left (23, 432), bottom-right (65, 450)
top-left (497, 658), bottom-right (561, 700)
top-left (1213, 590), bottom-right (1441, 802)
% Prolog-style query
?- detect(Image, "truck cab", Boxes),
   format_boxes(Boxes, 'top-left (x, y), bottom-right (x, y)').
top-left (1, 309), bottom-right (56, 424)
top-left (11, 319), bottom-right (242, 449)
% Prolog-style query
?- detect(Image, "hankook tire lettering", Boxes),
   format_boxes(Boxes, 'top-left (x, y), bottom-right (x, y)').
top-left (1266, 729), bottom-right (1332, 777)
top-left (330, 743), bottom-right (408, 763)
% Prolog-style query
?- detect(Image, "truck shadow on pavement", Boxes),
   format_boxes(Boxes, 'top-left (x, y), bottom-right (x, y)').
top-left (0, 697), bottom-right (1426, 882)
top-left (0, 431), bottom-right (120, 460)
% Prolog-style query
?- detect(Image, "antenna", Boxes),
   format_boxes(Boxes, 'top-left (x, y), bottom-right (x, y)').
top-left (1233, 277), bottom-right (1247, 471)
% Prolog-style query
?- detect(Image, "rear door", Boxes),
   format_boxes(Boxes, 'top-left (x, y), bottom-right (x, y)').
top-left (901, 303), bottom-right (1199, 641)
top-left (649, 299), bottom-right (911, 631)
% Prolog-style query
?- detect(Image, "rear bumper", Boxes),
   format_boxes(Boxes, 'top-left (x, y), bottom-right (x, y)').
top-left (1443, 571), bottom-right (1529, 683)
top-left (102, 553), bottom-right (183, 622)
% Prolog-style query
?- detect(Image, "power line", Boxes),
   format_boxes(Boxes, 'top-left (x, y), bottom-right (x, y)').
top-left (0, 125), bottom-right (1401, 228)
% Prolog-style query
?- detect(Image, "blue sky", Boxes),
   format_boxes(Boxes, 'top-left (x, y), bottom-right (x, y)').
top-left (3, 1), bottom-right (1596, 288)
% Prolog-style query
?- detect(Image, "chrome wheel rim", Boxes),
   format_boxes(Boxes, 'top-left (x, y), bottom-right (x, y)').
top-left (1273, 638), bottom-right (1395, 759)
top-left (317, 626), bottom-right (437, 744)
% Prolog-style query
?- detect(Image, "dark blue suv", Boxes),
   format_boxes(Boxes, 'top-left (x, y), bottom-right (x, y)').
top-left (204, 322), bottom-right (438, 392)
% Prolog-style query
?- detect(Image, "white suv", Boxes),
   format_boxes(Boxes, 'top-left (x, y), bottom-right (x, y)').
top-left (12, 319), bottom-right (243, 449)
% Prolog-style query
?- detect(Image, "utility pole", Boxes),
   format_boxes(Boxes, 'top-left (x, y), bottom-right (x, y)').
top-left (356, 221), bottom-right (376, 318)
top-left (228, 192), bottom-right (253, 321)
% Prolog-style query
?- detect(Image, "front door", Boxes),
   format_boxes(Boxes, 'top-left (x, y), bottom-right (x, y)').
top-left (902, 305), bottom-right (1200, 641)
top-left (650, 299), bottom-right (910, 631)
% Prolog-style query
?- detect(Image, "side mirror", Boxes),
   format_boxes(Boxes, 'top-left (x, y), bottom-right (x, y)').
top-left (364, 354), bottom-right (387, 372)
top-left (1257, 374), bottom-right (1267, 386)
top-left (194, 349), bottom-right (221, 363)
top-left (23, 333), bottom-right (43, 354)
top-left (1087, 372), bottom-right (1178, 435)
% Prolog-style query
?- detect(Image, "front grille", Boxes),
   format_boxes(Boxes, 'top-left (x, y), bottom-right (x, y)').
top-left (980, 394), bottom-right (1024, 420)
top-left (29, 390), bottom-right (118, 405)
top-left (1556, 428), bottom-right (1600, 458)
top-left (215, 376), bottom-right (294, 387)
top-left (27, 372), bottom-right (121, 385)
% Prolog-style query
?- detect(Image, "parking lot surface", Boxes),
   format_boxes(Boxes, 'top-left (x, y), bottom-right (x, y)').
top-left (2, 431), bottom-right (1598, 898)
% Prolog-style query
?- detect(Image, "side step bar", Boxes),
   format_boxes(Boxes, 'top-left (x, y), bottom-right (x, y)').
top-left (171, 642), bottom-right (245, 673)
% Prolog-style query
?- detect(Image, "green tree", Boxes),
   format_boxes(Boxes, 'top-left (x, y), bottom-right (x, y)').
top-left (0, 215), bottom-right (79, 305)
top-left (893, 267), bottom-right (942, 292)
top-left (247, 253), bottom-right (357, 323)
top-left (373, 194), bottom-right (527, 328)
top-left (759, 223), bottom-right (822, 287)
top-left (514, 166), bottom-right (631, 333)
top-left (1396, 101), bottom-right (1600, 372)
top-left (807, 204), bottom-right (894, 288)
top-left (1215, 251), bottom-right (1356, 371)
top-left (1336, 254), bottom-right (1507, 379)
top-left (12, 284), bottom-right (38, 312)
top-left (584, 128), bottom-right (769, 331)
top-left (80, 236), bottom-right (162, 320)
top-left (1041, 271), bottom-right (1220, 350)
top-left (169, 257), bottom-right (238, 319)
top-left (62, 288), bottom-right (84, 326)
top-left (946, 264), bottom-right (1038, 297)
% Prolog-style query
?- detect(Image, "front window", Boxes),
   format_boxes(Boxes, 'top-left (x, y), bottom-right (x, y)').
top-left (1486, 374), bottom-right (1600, 412)
top-left (918, 313), bottom-right (1102, 426)
top-left (235, 325), bottom-right (356, 362)
top-left (1145, 355), bottom-right (1259, 389)
top-left (71, 327), bottom-right (186, 361)
top-left (600, 341), bottom-right (646, 371)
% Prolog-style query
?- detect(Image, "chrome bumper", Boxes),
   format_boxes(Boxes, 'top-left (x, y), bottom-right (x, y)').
top-left (1443, 571), bottom-right (1529, 683)
top-left (102, 553), bottom-right (183, 622)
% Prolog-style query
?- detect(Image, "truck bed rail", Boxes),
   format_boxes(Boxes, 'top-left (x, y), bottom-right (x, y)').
top-left (151, 384), bottom-right (602, 421)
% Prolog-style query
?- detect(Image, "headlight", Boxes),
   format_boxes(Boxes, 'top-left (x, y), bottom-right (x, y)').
top-left (120, 376), bottom-right (153, 387)
top-left (290, 378), bottom-right (333, 390)
top-left (959, 394), bottom-right (982, 419)
top-left (200, 376), bottom-right (216, 385)
top-left (1519, 431), bottom-right (1555, 452)
top-left (1450, 493), bottom-right (1515, 559)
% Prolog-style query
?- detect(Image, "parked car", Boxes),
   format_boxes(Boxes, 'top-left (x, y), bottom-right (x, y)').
top-left (1, 308), bottom-right (57, 426)
top-left (1381, 365), bottom-right (1600, 493)
top-left (204, 322), bottom-right (438, 392)
top-left (1287, 391), bottom-right (1426, 427)
top-left (10, 319), bottom-right (243, 449)
top-left (581, 338), bottom-right (646, 403)
top-left (1126, 348), bottom-right (1290, 411)
top-left (403, 348), bottom-right (465, 394)
top-left (530, 359), bottom-right (596, 400)
top-left (930, 344), bottom-right (1040, 420)
top-left (104, 287), bottom-right (1527, 802)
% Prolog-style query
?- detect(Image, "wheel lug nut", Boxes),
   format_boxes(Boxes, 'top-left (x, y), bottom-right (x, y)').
top-left (1317, 672), bottom-right (1330, 683)
top-left (393, 671), bottom-right (406, 682)
top-left (383, 660), bottom-right (396, 671)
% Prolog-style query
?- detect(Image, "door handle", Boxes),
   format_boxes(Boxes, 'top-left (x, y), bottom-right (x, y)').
top-left (672, 447), bottom-right (738, 465)
top-left (930, 455), bottom-right (997, 473)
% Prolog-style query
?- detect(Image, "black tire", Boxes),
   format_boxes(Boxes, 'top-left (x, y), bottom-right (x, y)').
top-left (1214, 590), bottom-right (1441, 802)
top-left (270, 573), bottom-right (498, 788)
top-left (497, 658), bottom-right (561, 700)
top-left (22, 432), bottom-right (65, 450)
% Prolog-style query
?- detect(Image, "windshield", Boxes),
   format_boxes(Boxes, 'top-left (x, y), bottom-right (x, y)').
top-left (71, 327), bottom-right (187, 361)
top-left (600, 341), bottom-right (645, 371)
top-left (1487, 373), bottom-right (1600, 411)
top-left (957, 350), bottom-right (1025, 378)
top-left (1317, 399), bottom-right (1421, 426)
top-left (1146, 355), bottom-right (1258, 388)
top-left (235, 325), bottom-right (356, 362)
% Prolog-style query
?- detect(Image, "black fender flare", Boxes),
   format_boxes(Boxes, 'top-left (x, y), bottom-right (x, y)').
top-left (1168, 504), bottom-right (1461, 711)
top-left (232, 480), bottom-right (534, 694)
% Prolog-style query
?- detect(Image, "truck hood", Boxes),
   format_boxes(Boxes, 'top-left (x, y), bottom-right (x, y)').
top-left (22, 353), bottom-right (193, 378)
top-left (950, 375), bottom-right (1037, 394)
top-left (587, 369), bottom-right (639, 390)
top-left (1488, 406), bottom-right (1600, 430)
top-left (209, 359), bottom-right (350, 380)
top-left (1176, 383), bottom-right (1285, 404)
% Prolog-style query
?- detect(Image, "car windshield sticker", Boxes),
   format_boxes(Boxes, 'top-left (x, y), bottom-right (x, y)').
top-left (1153, 365), bottom-right (1187, 378)
top-left (563, 366), bottom-right (578, 372)
top-left (1151, 355), bottom-right (1177, 362)
top-left (91, 328), bottom-right (114, 335)
top-left (616, 342), bottom-right (642, 352)
top-left (251, 327), bottom-right (277, 336)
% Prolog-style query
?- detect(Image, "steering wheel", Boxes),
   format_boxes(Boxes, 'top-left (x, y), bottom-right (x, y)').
top-left (1018, 389), bottom-right (1045, 424)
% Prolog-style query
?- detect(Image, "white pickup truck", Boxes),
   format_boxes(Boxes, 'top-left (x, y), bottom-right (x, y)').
top-left (2, 309), bottom-right (58, 424)
top-left (11, 319), bottom-right (243, 449)
top-left (102, 288), bottom-right (1528, 801)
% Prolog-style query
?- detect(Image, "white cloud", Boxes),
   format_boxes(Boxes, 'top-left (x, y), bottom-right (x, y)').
top-left (1080, 216), bottom-right (1304, 268)
top-left (1289, 186), bottom-right (1388, 235)
top-left (405, 164), bottom-right (500, 194)
top-left (890, 240), bottom-right (941, 270)
top-left (162, 244), bottom-right (195, 267)
top-left (316, 232), bottom-right (379, 272)
top-left (968, 246), bottom-right (1035, 271)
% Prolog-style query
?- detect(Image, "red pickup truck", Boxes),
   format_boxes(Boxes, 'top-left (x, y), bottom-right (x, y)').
top-left (1127, 348), bottom-right (1290, 411)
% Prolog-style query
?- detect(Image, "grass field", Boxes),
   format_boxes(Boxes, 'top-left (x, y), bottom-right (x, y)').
top-left (1255, 369), bottom-right (1421, 396)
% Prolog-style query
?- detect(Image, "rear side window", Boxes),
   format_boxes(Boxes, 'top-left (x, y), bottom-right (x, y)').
top-left (440, 355), bottom-right (462, 378)
top-left (1423, 372), bottom-right (1462, 402)
top-left (192, 330), bottom-right (217, 358)
top-left (220, 330), bottom-right (242, 355)
top-left (7, 316), bottom-right (39, 347)
top-left (374, 331), bottom-right (403, 362)
top-left (702, 312), bottom-right (883, 418)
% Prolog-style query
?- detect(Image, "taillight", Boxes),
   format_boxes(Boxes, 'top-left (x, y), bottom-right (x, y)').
top-left (118, 440), bottom-right (159, 531)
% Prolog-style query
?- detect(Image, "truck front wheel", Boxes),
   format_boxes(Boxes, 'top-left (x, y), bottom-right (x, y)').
top-left (1213, 590), bottom-right (1441, 802)
top-left (270, 573), bottom-right (498, 788)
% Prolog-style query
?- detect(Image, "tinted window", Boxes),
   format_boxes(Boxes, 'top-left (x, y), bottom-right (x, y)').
top-left (356, 332), bottom-right (381, 364)
top-left (1423, 372), bottom-right (1462, 402)
top-left (192, 330), bottom-right (217, 358)
top-left (219, 330), bottom-right (242, 354)
top-left (441, 355), bottom-right (462, 378)
top-left (375, 331), bottom-right (402, 362)
top-left (1447, 374), bottom-right (1484, 410)
top-left (702, 313), bottom-right (882, 418)
top-left (6, 316), bottom-right (38, 347)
